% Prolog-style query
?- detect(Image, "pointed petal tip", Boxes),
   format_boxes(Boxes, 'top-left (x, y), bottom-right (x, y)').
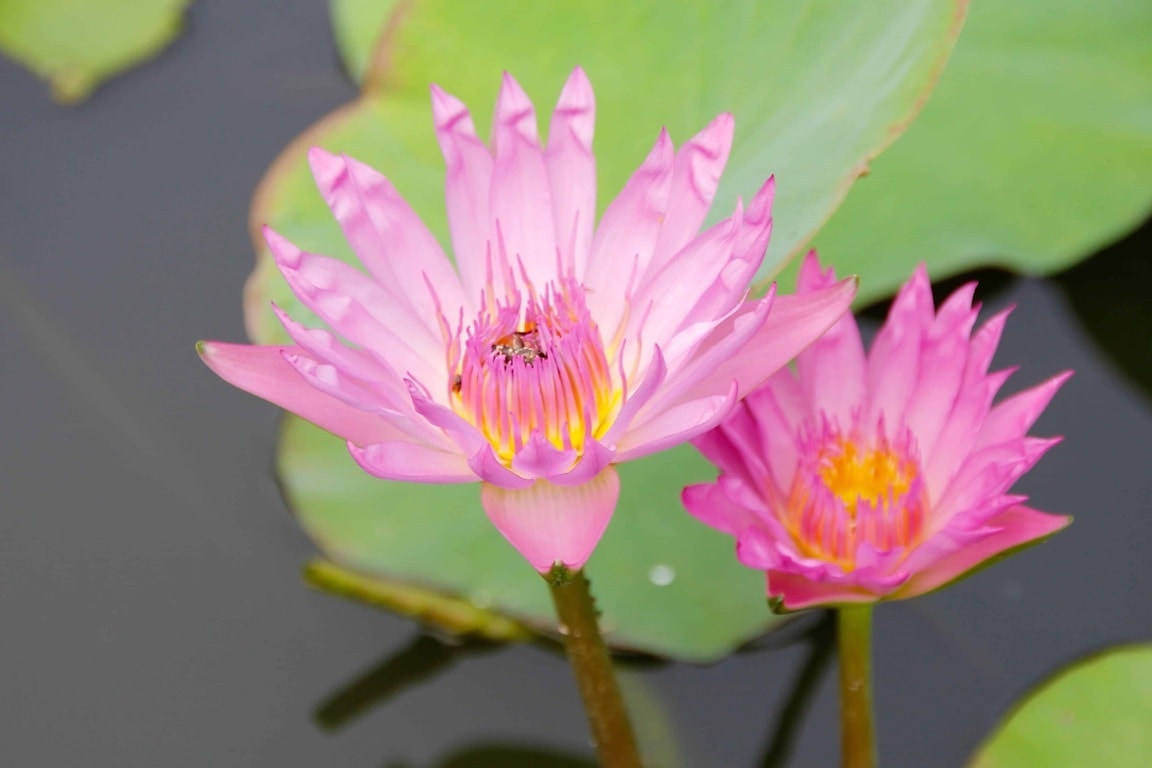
top-left (498, 70), bottom-right (532, 107)
top-left (561, 65), bottom-right (593, 98)
top-left (430, 84), bottom-right (470, 128)
top-left (306, 145), bottom-right (340, 173)
top-left (551, 66), bottom-right (595, 149)
top-left (699, 111), bottom-right (735, 140)
top-left (262, 227), bottom-right (303, 269)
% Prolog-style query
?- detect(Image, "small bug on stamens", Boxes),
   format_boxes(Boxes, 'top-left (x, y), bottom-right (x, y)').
top-left (492, 329), bottom-right (548, 365)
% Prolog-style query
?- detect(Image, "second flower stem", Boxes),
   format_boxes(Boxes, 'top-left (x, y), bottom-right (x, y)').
top-left (547, 566), bottom-right (642, 768)
top-left (837, 604), bottom-right (876, 768)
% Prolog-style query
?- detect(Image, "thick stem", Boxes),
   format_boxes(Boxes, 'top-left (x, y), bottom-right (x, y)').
top-left (837, 604), bottom-right (876, 768)
top-left (547, 566), bottom-right (642, 768)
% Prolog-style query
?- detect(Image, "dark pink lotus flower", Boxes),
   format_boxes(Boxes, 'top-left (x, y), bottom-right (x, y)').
top-left (201, 69), bottom-right (856, 573)
top-left (684, 254), bottom-right (1071, 610)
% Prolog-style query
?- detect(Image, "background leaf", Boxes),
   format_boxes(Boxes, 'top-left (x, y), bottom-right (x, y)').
top-left (247, 0), bottom-right (968, 341)
top-left (969, 644), bottom-right (1152, 767)
top-left (804, 0), bottom-right (1152, 305)
top-left (0, 0), bottom-right (189, 103)
top-left (281, 417), bottom-right (780, 662)
top-left (249, 0), bottom-right (968, 660)
top-left (329, 0), bottom-right (400, 84)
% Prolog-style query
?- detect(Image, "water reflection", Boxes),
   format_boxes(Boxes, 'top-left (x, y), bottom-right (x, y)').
top-left (315, 635), bottom-right (502, 731)
top-left (756, 613), bottom-right (836, 768)
top-left (384, 744), bottom-right (594, 767)
top-left (317, 610), bottom-right (838, 767)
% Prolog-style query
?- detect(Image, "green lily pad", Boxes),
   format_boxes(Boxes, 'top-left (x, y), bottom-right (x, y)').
top-left (282, 416), bottom-right (778, 662)
top-left (969, 644), bottom-right (1152, 767)
top-left (328, 0), bottom-right (400, 84)
top-left (248, 0), bottom-right (969, 341)
top-left (247, 0), bottom-right (969, 660)
top-left (0, 0), bottom-right (189, 103)
top-left (804, 0), bottom-right (1152, 305)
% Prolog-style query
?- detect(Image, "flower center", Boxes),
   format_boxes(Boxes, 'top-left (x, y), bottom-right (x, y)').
top-left (449, 276), bottom-right (621, 466)
top-left (784, 420), bottom-right (927, 571)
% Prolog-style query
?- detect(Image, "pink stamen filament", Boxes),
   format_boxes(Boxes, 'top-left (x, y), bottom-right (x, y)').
top-left (451, 276), bottom-right (620, 465)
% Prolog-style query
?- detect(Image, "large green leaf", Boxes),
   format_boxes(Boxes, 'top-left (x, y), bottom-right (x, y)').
top-left (804, 0), bottom-right (1152, 305)
top-left (247, 0), bottom-right (969, 660)
top-left (969, 644), bottom-right (1152, 767)
top-left (282, 417), bottom-right (778, 662)
top-left (328, 0), bottom-right (400, 84)
top-left (0, 0), bottom-right (189, 103)
top-left (247, 0), bottom-right (967, 341)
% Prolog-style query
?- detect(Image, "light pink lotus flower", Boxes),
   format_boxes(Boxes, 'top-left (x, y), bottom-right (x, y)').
top-left (683, 254), bottom-right (1071, 610)
top-left (200, 69), bottom-right (856, 573)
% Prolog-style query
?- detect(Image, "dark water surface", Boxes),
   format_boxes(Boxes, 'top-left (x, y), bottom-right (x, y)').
top-left (2, 2), bottom-right (1150, 766)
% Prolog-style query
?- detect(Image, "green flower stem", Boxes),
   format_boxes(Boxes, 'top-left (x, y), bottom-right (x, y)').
top-left (837, 604), bottom-right (876, 768)
top-left (547, 566), bottom-right (642, 768)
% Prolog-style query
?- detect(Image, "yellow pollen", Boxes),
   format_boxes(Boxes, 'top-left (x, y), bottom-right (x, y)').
top-left (450, 284), bottom-right (621, 468)
top-left (818, 439), bottom-right (915, 518)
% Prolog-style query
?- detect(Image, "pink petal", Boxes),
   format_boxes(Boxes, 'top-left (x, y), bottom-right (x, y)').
top-left (976, 371), bottom-right (1073, 450)
top-left (739, 374), bottom-right (808, 493)
top-left (765, 568), bottom-right (888, 611)
top-left (677, 276), bottom-right (858, 404)
top-left (468, 445), bottom-right (535, 490)
top-left (489, 72), bottom-right (559, 288)
top-left (511, 431), bottom-right (578, 479)
top-left (904, 299), bottom-right (980, 461)
top-left (690, 395), bottom-right (771, 487)
top-left (736, 532), bottom-right (909, 609)
top-left (265, 228), bottom-right (443, 390)
top-left (967, 309), bottom-right (1011, 381)
top-left (600, 345), bottom-right (669, 446)
top-left (273, 305), bottom-right (412, 414)
top-left (627, 203), bottom-right (743, 352)
top-left (682, 481), bottom-right (758, 538)
top-left (933, 437), bottom-right (1062, 525)
top-left (865, 264), bottom-right (934, 430)
top-left (307, 148), bottom-right (468, 333)
top-left (615, 383), bottom-right (738, 462)
top-left (734, 176), bottom-right (775, 262)
top-left (673, 176), bottom-right (774, 326)
top-left (548, 439), bottom-right (616, 487)
top-left (650, 113), bottom-right (734, 270)
top-left (641, 293), bottom-right (773, 418)
top-left (197, 341), bottom-right (405, 447)
top-left (280, 351), bottom-right (401, 420)
top-left (545, 67), bottom-right (596, 276)
top-left (584, 129), bottom-right (674, 326)
top-left (349, 440), bottom-right (477, 483)
top-left (481, 467), bottom-right (620, 572)
top-left (405, 383), bottom-right (488, 456)
top-left (794, 253), bottom-right (866, 425)
top-left (922, 367), bottom-right (1013, 496)
top-left (896, 505), bottom-right (1071, 600)
top-left (430, 84), bottom-right (494, 298)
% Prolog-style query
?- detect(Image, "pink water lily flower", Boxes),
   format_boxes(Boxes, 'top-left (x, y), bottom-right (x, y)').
top-left (684, 254), bottom-right (1071, 610)
top-left (200, 69), bottom-right (856, 573)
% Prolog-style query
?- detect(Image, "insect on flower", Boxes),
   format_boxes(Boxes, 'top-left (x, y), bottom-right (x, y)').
top-left (200, 69), bottom-right (857, 573)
